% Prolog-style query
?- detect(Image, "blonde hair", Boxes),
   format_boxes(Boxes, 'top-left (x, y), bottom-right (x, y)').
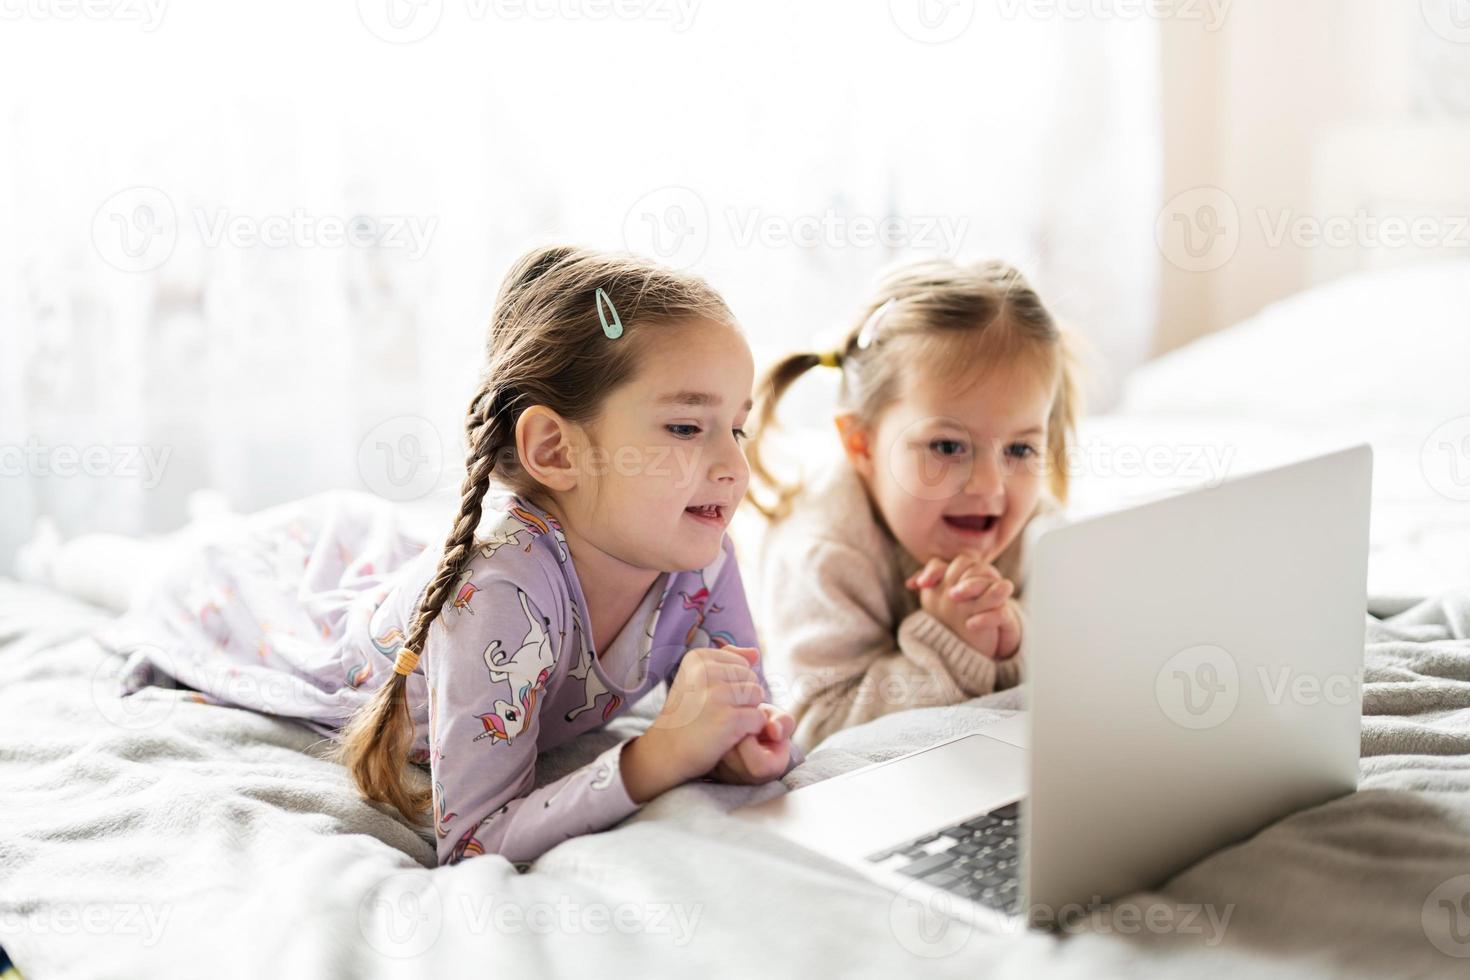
top-left (746, 258), bottom-right (1083, 521)
top-left (333, 244), bottom-right (735, 823)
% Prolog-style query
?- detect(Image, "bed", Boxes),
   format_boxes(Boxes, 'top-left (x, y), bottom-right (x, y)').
top-left (2, 261), bottom-right (1469, 979)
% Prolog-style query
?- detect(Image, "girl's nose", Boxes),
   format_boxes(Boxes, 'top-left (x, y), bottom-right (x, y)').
top-left (711, 436), bottom-right (749, 485)
top-left (964, 445), bottom-right (1005, 501)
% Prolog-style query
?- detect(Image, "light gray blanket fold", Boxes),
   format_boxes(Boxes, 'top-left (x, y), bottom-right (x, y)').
top-left (1, 580), bottom-right (1468, 979)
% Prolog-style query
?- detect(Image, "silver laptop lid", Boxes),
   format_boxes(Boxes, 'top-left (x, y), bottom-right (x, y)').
top-left (1022, 444), bottom-right (1372, 920)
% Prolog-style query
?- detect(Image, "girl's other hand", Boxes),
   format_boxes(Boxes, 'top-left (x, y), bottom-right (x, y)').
top-left (709, 703), bottom-right (794, 785)
top-left (964, 596), bottom-right (1022, 661)
top-left (907, 553), bottom-right (1017, 660)
top-left (621, 645), bottom-right (767, 803)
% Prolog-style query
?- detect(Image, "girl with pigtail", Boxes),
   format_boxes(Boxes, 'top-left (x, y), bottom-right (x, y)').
top-left (100, 245), bottom-right (799, 867)
top-left (746, 258), bottom-right (1084, 752)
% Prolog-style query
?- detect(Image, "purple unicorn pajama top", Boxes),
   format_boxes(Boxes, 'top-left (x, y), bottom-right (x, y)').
top-left (94, 489), bottom-right (799, 868)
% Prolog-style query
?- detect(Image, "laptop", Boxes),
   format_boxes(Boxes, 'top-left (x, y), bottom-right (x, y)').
top-left (736, 444), bottom-right (1373, 931)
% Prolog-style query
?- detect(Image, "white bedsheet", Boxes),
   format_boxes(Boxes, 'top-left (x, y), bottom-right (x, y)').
top-left (3, 262), bottom-right (1467, 979)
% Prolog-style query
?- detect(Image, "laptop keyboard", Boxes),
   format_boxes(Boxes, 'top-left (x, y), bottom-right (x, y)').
top-left (865, 801), bottom-right (1023, 915)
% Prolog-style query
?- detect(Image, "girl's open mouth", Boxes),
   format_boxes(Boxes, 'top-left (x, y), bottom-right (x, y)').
top-left (943, 514), bottom-right (999, 534)
top-left (684, 504), bottom-right (725, 527)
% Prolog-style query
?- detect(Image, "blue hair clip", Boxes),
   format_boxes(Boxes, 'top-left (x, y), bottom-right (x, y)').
top-left (595, 287), bottom-right (623, 340)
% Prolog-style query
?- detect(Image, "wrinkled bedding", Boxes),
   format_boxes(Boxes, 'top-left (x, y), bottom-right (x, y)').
top-left (2, 579), bottom-right (1469, 978)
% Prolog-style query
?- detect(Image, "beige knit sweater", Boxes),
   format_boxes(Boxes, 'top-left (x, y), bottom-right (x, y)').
top-left (753, 456), bottom-right (1059, 751)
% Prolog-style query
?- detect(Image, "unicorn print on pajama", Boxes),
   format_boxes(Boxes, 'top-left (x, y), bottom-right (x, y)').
top-left (475, 590), bottom-right (556, 743)
top-left (96, 489), bottom-right (794, 867)
top-left (404, 492), bottom-right (792, 865)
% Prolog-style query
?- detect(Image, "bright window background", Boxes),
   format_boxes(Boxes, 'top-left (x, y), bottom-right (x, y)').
top-left (0, 0), bottom-right (1161, 570)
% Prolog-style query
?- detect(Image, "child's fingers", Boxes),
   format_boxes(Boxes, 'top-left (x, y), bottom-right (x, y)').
top-left (773, 711), bottom-right (795, 742)
top-left (965, 608), bottom-right (1007, 634)
top-left (759, 704), bottom-right (795, 742)
top-left (736, 734), bottom-right (766, 771)
top-left (736, 732), bottom-right (786, 779)
top-left (961, 580), bottom-right (1014, 612)
top-left (717, 644), bottom-right (761, 668)
top-left (995, 609), bottom-right (1022, 659)
top-left (709, 708), bottom-right (769, 757)
top-left (906, 557), bottom-right (948, 591)
top-left (948, 574), bottom-right (1009, 603)
top-left (689, 649), bottom-right (760, 684)
top-left (965, 622), bottom-right (1001, 660)
top-left (680, 660), bottom-right (753, 695)
top-left (719, 680), bottom-right (769, 708)
top-left (964, 608), bottom-right (999, 631)
top-left (938, 555), bottom-right (971, 591)
top-left (691, 646), bottom-right (759, 671)
top-left (965, 603), bottom-right (1018, 656)
top-left (759, 709), bottom-right (781, 741)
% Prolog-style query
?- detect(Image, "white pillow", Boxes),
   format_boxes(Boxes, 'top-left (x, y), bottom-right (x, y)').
top-left (1121, 260), bottom-right (1470, 426)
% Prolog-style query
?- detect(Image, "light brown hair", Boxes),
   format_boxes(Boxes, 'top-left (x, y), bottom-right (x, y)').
top-left (746, 258), bottom-right (1083, 521)
top-left (333, 244), bottom-right (735, 823)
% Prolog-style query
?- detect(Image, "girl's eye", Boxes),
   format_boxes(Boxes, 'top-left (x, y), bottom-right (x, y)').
top-left (929, 439), bottom-right (967, 457)
top-left (666, 424), bottom-right (702, 439)
top-left (733, 427), bottom-right (748, 442)
top-left (1007, 443), bottom-right (1038, 460)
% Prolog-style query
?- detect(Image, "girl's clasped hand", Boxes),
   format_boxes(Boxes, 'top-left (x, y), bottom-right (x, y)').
top-left (906, 555), bottom-right (1022, 662)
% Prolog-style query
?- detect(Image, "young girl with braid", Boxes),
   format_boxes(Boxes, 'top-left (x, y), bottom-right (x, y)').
top-left (97, 245), bottom-right (799, 866)
top-left (746, 259), bottom-right (1082, 751)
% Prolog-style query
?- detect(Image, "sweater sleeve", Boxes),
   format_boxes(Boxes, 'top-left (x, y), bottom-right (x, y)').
top-left (767, 536), bottom-right (1023, 752)
top-left (678, 535), bottom-right (805, 773)
top-left (426, 576), bottom-right (642, 866)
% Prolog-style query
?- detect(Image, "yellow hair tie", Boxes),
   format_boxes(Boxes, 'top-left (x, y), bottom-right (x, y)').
top-left (815, 350), bottom-right (842, 369)
top-left (393, 647), bottom-right (421, 676)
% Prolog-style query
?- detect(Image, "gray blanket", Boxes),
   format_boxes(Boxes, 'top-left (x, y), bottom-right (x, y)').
top-left (1, 579), bottom-right (1468, 979)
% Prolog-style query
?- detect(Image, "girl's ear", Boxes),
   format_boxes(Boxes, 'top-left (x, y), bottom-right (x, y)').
top-left (516, 406), bottom-right (580, 492)
top-left (833, 413), bottom-right (875, 479)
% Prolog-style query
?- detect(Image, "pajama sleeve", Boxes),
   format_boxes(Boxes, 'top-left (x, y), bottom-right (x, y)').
top-left (685, 535), bottom-right (806, 774)
top-left (426, 575), bottom-right (642, 867)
